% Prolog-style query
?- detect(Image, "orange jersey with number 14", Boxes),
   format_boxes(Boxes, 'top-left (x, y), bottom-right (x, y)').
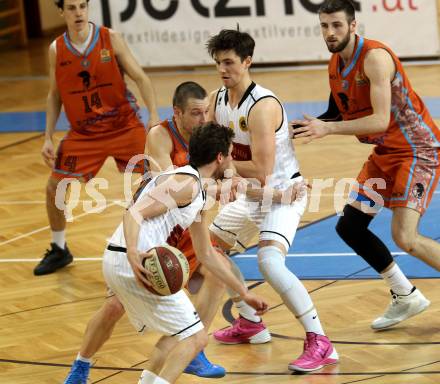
top-left (55, 23), bottom-right (141, 134)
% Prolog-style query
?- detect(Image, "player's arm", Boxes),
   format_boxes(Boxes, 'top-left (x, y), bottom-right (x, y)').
top-left (124, 175), bottom-right (196, 286)
top-left (293, 49), bottom-right (394, 142)
top-left (189, 211), bottom-right (268, 314)
top-left (110, 30), bottom-right (159, 129)
top-left (146, 124), bottom-right (174, 176)
top-left (233, 98), bottom-right (279, 186)
top-left (42, 42), bottom-right (62, 168)
top-left (207, 89), bottom-right (219, 121)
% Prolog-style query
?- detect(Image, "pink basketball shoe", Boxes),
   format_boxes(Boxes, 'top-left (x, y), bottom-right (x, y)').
top-left (213, 316), bottom-right (272, 344)
top-left (288, 332), bottom-right (339, 372)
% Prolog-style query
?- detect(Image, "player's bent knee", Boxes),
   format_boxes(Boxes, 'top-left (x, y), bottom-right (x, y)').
top-left (102, 296), bottom-right (125, 321)
top-left (46, 177), bottom-right (60, 197)
top-left (258, 246), bottom-right (295, 295)
top-left (392, 230), bottom-right (416, 254)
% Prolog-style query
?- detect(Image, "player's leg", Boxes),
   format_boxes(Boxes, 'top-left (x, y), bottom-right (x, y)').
top-left (64, 293), bottom-right (126, 383)
top-left (210, 199), bottom-right (271, 344)
top-left (140, 329), bottom-right (208, 384)
top-left (252, 188), bottom-right (338, 372)
top-left (392, 207), bottom-right (440, 269)
top-left (34, 135), bottom-right (105, 275)
top-left (178, 237), bottom-right (226, 378)
top-left (33, 175), bottom-right (74, 276)
top-left (336, 158), bottom-right (428, 329)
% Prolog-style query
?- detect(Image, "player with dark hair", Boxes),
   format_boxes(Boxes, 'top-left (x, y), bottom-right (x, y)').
top-left (207, 29), bottom-right (339, 372)
top-left (103, 121), bottom-right (267, 384)
top-left (293, 0), bottom-right (440, 330)
top-left (63, 82), bottom-right (229, 383)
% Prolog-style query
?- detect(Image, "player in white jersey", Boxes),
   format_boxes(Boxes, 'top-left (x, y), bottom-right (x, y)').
top-left (206, 29), bottom-right (339, 372)
top-left (101, 122), bottom-right (268, 384)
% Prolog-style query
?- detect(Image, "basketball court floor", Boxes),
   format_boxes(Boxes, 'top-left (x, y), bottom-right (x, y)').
top-left (1, 34), bottom-right (440, 384)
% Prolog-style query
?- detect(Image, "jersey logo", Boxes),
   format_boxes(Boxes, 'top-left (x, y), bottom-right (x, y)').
top-left (341, 80), bottom-right (349, 90)
top-left (412, 183), bottom-right (425, 199)
top-left (239, 116), bottom-right (248, 132)
top-left (100, 49), bottom-right (111, 63)
top-left (355, 71), bottom-right (368, 86)
top-left (78, 71), bottom-right (91, 90)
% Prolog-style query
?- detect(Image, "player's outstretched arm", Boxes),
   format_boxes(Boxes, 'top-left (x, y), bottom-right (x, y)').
top-left (42, 43), bottom-right (62, 168)
top-left (189, 212), bottom-right (268, 315)
top-left (110, 30), bottom-right (159, 129)
top-left (292, 49), bottom-right (394, 143)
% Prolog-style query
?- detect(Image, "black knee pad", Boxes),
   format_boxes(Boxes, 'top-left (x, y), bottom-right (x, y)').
top-left (336, 204), bottom-right (373, 241)
top-left (335, 204), bottom-right (392, 273)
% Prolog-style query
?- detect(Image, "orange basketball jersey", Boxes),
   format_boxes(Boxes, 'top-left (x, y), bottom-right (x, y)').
top-left (161, 118), bottom-right (190, 167)
top-left (55, 23), bottom-right (141, 134)
top-left (328, 35), bottom-right (440, 151)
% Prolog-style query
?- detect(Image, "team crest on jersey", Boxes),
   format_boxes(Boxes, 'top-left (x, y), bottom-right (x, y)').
top-left (229, 121), bottom-right (234, 129)
top-left (100, 49), bottom-right (111, 63)
top-left (355, 71), bottom-right (368, 86)
top-left (239, 116), bottom-right (248, 132)
top-left (341, 80), bottom-right (349, 90)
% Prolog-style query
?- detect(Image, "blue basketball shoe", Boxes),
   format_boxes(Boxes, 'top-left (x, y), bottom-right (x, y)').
top-left (184, 350), bottom-right (226, 378)
top-left (64, 359), bottom-right (90, 384)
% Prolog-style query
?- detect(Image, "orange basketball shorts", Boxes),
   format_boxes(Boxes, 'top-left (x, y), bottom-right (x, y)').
top-left (52, 120), bottom-right (146, 181)
top-left (353, 148), bottom-right (440, 214)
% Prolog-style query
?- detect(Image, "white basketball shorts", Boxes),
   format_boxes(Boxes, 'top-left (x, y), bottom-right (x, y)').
top-left (210, 178), bottom-right (307, 253)
top-left (102, 248), bottom-right (204, 341)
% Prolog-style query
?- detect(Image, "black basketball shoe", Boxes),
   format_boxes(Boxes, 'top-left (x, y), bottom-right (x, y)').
top-left (33, 243), bottom-right (73, 276)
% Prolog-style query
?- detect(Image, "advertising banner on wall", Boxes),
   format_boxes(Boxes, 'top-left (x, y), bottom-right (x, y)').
top-left (89, 1), bottom-right (440, 67)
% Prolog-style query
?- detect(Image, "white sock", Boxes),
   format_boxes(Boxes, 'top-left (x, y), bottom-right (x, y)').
top-left (295, 305), bottom-right (325, 336)
top-left (139, 370), bottom-right (158, 384)
top-left (234, 300), bottom-right (261, 323)
top-left (76, 353), bottom-right (91, 364)
top-left (52, 230), bottom-right (65, 249)
top-left (381, 264), bottom-right (413, 295)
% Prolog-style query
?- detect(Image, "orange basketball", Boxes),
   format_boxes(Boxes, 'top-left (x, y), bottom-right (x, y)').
top-left (142, 245), bottom-right (190, 295)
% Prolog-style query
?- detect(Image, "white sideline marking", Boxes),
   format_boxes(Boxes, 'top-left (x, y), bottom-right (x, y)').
top-left (0, 252), bottom-right (408, 263)
top-left (0, 201), bottom-right (120, 247)
top-left (234, 251), bottom-right (407, 258)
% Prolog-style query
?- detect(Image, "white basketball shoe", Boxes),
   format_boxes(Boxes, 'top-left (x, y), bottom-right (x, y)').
top-left (371, 288), bottom-right (430, 330)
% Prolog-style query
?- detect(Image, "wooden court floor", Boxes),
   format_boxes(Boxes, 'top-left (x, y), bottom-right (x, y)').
top-left (1, 35), bottom-right (440, 384)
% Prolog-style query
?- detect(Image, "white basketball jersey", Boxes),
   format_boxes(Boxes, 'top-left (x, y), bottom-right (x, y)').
top-left (214, 82), bottom-right (300, 186)
top-left (109, 165), bottom-right (205, 251)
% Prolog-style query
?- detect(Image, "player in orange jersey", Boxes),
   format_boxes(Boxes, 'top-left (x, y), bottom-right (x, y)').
top-left (34, 0), bottom-right (159, 276)
top-left (64, 82), bottom-right (230, 383)
top-left (293, 0), bottom-right (440, 330)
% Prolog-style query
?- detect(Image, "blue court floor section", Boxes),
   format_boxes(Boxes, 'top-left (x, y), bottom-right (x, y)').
top-left (1, 97), bottom-right (440, 132)
top-left (233, 188), bottom-right (440, 280)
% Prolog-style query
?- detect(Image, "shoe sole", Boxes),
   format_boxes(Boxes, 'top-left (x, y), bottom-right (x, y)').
top-left (288, 359), bottom-right (339, 373)
top-left (371, 300), bottom-right (431, 330)
top-left (214, 329), bottom-right (272, 345)
top-left (34, 257), bottom-right (73, 276)
top-left (183, 370), bottom-right (226, 378)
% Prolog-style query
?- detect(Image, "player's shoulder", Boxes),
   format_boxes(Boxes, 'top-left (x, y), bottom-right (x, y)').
top-left (148, 122), bottom-right (172, 146)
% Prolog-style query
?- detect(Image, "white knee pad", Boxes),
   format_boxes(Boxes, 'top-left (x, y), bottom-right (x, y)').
top-left (258, 246), bottom-right (295, 295)
top-left (226, 258), bottom-right (246, 299)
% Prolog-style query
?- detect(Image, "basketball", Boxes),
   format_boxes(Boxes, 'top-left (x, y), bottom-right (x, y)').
top-left (141, 245), bottom-right (190, 295)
